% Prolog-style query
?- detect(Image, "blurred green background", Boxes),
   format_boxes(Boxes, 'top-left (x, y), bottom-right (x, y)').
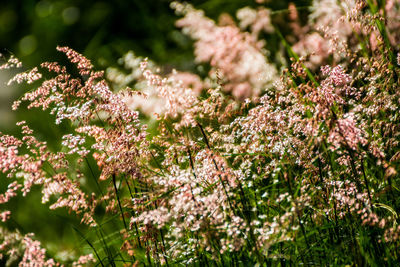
top-left (0, 0), bottom-right (311, 262)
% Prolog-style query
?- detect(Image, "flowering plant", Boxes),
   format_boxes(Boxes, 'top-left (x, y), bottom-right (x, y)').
top-left (1, 0), bottom-right (400, 266)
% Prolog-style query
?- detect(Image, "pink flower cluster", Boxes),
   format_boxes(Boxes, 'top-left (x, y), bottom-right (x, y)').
top-left (173, 2), bottom-right (277, 99)
top-left (1, 0), bottom-right (400, 264)
top-left (19, 234), bottom-right (58, 267)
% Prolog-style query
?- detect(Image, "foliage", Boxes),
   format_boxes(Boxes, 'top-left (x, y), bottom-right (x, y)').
top-left (1, 0), bottom-right (400, 266)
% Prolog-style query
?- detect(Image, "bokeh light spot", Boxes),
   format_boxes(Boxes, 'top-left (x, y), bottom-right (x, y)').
top-left (62, 7), bottom-right (80, 25)
top-left (19, 35), bottom-right (38, 56)
top-left (36, 1), bottom-right (53, 18)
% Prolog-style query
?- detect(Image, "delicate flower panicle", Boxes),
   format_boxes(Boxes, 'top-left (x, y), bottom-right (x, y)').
top-left (329, 114), bottom-right (367, 151)
top-left (321, 65), bottom-right (351, 87)
top-left (236, 6), bottom-right (274, 37)
top-left (140, 59), bottom-right (198, 121)
top-left (19, 234), bottom-right (59, 267)
top-left (40, 62), bottom-right (67, 74)
top-left (71, 254), bottom-right (96, 267)
top-left (0, 182), bottom-right (21, 204)
top-left (0, 55), bottom-right (22, 69)
top-left (110, 52), bottom-right (206, 120)
top-left (131, 157), bottom-right (242, 256)
top-left (7, 67), bottom-right (42, 85)
top-left (173, 2), bottom-right (277, 99)
top-left (0, 211), bottom-right (11, 222)
top-left (0, 119), bottom-right (97, 229)
top-left (307, 65), bottom-right (358, 120)
top-left (291, 0), bottom-right (365, 69)
top-left (0, 229), bottom-right (61, 267)
top-left (92, 80), bottom-right (141, 125)
top-left (397, 52), bottom-right (400, 66)
top-left (0, 134), bottom-right (24, 173)
top-left (56, 46), bottom-right (93, 76)
top-left (61, 134), bottom-right (88, 156)
top-left (292, 33), bottom-right (330, 69)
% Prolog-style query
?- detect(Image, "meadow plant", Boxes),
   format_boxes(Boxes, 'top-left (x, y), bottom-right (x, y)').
top-left (1, 0), bottom-right (400, 266)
